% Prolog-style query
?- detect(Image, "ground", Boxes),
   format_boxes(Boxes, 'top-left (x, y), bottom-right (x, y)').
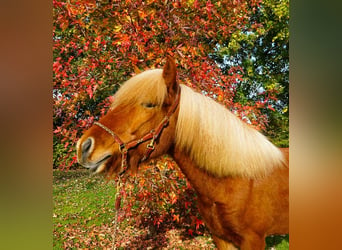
top-left (53, 169), bottom-right (289, 249)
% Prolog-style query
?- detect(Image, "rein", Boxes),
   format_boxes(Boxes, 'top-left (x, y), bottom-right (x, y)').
top-left (94, 87), bottom-right (180, 176)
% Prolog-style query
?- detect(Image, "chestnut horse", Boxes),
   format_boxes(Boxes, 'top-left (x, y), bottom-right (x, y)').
top-left (76, 57), bottom-right (289, 249)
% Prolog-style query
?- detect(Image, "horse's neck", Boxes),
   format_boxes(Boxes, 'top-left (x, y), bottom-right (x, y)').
top-left (171, 148), bottom-right (251, 202)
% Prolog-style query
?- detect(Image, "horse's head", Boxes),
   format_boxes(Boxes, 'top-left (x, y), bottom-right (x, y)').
top-left (76, 57), bottom-right (179, 177)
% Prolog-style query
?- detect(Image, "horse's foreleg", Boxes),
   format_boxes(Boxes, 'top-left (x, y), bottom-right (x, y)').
top-left (212, 235), bottom-right (238, 250)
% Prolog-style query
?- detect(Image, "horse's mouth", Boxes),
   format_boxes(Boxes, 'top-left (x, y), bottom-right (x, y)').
top-left (83, 154), bottom-right (112, 173)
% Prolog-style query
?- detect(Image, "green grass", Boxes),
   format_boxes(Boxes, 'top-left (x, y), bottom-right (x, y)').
top-left (53, 169), bottom-right (288, 249)
top-left (266, 234), bottom-right (289, 249)
top-left (53, 170), bottom-right (117, 249)
top-left (53, 170), bottom-right (117, 223)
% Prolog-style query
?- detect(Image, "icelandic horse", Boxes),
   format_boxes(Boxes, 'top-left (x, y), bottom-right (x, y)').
top-left (76, 57), bottom-right (289, 249)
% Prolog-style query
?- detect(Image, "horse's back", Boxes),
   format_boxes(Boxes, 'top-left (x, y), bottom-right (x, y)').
top-left (280, 147), bottom-right (289, 164)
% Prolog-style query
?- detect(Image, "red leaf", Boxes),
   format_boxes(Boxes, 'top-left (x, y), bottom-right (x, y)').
top-left (268, 105), bottom-right (275, 111)
top-left (172, 214), bottom-right (180, 222)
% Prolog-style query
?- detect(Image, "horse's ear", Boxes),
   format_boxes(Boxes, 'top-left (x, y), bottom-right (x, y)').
top-left (162, 56), bottom-right (178, 94)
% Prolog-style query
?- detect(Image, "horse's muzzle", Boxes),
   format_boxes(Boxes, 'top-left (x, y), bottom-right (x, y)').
top-left (77, 137), bottom-right (112, 172)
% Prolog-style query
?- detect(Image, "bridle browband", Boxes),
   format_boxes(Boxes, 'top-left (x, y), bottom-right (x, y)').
top-left (94, 87), bottom-right (180, 176)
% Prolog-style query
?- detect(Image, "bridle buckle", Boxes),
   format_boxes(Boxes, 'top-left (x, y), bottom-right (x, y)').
top-left (119, 144), bottom-right (127, 153)
top-left (147, 138), bottom-right (155, 150)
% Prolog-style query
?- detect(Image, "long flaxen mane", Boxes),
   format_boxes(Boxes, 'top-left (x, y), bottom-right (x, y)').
top-left (110, 69), bottom-right (285, 179)
top-left (175, 84), bottom-right (286, 179)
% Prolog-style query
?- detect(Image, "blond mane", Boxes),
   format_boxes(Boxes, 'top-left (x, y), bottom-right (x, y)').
top-left (111, 69), bottom-right (167, 109)
top-left (175, 84), bottom-right (286, 179)
top-left (110, 69), bottom-right (285, 179)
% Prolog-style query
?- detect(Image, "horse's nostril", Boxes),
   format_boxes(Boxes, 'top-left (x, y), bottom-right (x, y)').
top-left (82, 138), bottom-right (92, 155)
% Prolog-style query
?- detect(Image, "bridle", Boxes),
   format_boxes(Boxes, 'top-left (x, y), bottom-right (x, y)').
top-left (94, 87), bottom-right (180, 176)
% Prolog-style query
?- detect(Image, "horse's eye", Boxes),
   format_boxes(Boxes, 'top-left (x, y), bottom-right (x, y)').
top-left (142, 102), bottom-right (156, 108)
